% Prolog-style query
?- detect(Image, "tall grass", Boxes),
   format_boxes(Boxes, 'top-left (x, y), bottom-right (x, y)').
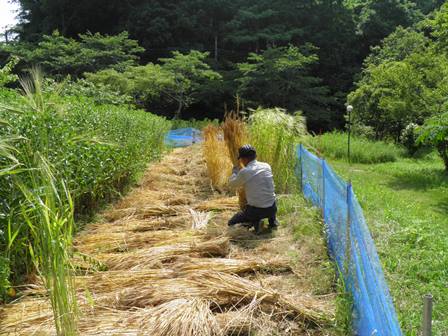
top-left (309, 132), bottom-right (405, 164)
top-left (248, 108), bottom-right (307, 193)
top-left (19, 155), bottom-right (78, 335)
top-left (0, 70), bottom-right (79, 334)
top-left (0, 122), bottom-right (21, 300)
top-left (0, 70), bottom-right (170, 306)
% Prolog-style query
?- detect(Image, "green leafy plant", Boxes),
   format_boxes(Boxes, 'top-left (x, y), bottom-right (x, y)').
top-left (0, 70), bottom-right (170, 295)
top-left (1, 31), bottom-right (143, 77)
top-left (400, 122), bottom-right (421, 155)
top-left (237, 45), bottom-right (331, 127)
top-left (159, 50), bottom-right (222, 118)
top-left (19, 155), bottom-right (78, 335)
top-left (0, 57), bottom-right (19, 87)
top-left (0, 255), bottom-right (11, 301)
top-left (248, 107), bottom-right (307, 192)
top-left (87, 50), bottom-right (222, 118)
top-left (418, 112), bottom-right (448, 171)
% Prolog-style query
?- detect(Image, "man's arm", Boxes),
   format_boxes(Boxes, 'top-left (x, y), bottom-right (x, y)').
top-left (228, 166), bottom-right (247, 189)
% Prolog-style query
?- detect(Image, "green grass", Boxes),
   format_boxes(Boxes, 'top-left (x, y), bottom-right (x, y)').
top-left (19, 155), bottom-right (78, 335)
top-left (249, 108), bottom-right (306, 193)
top-left (327, 152), bottom-right (448, 335)
top-left (277, 195), bottom-right (352, 335)
top-left (308, 132), bottom-right (405, 164)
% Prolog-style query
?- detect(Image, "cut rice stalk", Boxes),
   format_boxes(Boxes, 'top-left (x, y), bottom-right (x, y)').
top-left (202, 125), bottom-right (232, 192)
top-left (218, 296), bottom-right (260, 335)
top-left (86, 216), bottom-right (190, 234)
top-left (76, 229), bottom-right (205, 254)
top-left (175, 257), bottom-right (291, 275)
top-left (189, 209), bottom-right (212, 230)
top-left (100, 237), bottom-right (230, 271)
top-left (104, 205), bottom-right (179, 222)
top-left (111, 271), bottom-right (333, 326)
top-left (196, 197), bottom-right (239, 212)
top-left (222, 112), bottom-right (249, 210)
top-left (137, 298), bottom-right (222, 336)
top-left (190, 271), bottom-right (334, 326)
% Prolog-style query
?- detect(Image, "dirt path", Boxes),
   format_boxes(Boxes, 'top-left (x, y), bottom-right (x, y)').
top-left (0, 145), bottom-right (337, 335)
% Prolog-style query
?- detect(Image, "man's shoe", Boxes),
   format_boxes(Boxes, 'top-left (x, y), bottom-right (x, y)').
top-left (268, 220), bottom-right (279, 231)
top-left (253, 221), bottom-right (262, 234)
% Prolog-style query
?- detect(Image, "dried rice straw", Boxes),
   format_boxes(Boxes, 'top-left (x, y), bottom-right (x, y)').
top-left (137, 298), bottom-right (221, 336)
top-left (189, 209), bottom-right (212, 230)
top-left (99, 237), bottom-right (230, 270)
top-left (196, 197), bottom-right (239, 212)
top-left (75, 229), bottom-right (206, 254)
top-left (202, 125), bottom-right (232, 192)
top-left (111, 271), bottom-right (333, 325)
top-left (222, 112), bottom-right (248, 210)
top-left (175, 257), bottom-right (291, 275)
top-left (103, 205), bottom-right (179, 222)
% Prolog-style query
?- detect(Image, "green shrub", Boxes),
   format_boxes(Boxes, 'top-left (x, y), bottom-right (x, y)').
top-left (47, 78), bottom-right (133, 106)
top-left (0, 77), bottom-right (170, 285)
top-left (309, 132), bottom-right (405, 164)
top-left (248, 107), bottom-right (307, 192)
top-left (171, 118), bottom-right (219, 130)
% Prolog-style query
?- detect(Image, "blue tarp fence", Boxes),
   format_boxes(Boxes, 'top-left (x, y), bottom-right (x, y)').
top-left (165, 128), bottom-right (202, 147)
top-left (297, 144), bottom-right (402, 336)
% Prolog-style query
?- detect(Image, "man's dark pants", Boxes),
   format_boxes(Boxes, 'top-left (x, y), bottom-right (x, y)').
top-left (228, 202), bottom-right (277, 232)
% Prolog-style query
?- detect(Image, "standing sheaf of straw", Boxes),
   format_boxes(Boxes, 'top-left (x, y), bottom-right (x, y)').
top-left (222, 112), bottom-right (248, 210)
top-left (202, 125), bottom-right (232, 192)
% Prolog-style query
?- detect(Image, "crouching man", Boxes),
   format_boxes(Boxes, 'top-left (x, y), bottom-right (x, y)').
top-left (228, 145), bottom-right (278, 234)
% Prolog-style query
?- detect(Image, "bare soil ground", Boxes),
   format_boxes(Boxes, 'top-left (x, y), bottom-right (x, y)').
top-left (0, 146), bottom-right (338, 335)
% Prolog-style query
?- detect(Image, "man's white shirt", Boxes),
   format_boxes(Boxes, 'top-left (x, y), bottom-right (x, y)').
top-left (229, 160), bottom-right (276, 208)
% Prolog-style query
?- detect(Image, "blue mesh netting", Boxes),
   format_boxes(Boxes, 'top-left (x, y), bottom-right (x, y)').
top-left (165, 128), bottom-right (202, 147)
top-left (298, 145), bottom-right (323, 207)
top-left (297, 145), bottom-right (402, 336)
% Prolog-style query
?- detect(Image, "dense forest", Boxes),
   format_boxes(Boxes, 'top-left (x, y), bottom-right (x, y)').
top-left (1, 0), bottom-right (447, 154)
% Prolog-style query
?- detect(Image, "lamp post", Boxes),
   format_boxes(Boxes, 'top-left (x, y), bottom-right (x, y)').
top-left (347, 105), bottom-right (353, 165)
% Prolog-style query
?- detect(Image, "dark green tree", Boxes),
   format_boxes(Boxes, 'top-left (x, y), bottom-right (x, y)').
top-left (418, 112), bottom-right (448, 171)
top-left (1, 31), bottom-right (143, 77)
top-left (237, 45), bottom-right (331, 128)
top-left (160, 50), bottom-right (222, 118)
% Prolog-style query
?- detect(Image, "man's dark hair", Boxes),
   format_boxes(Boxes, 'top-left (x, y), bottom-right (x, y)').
top-left (238, 144), bottom-right (257, 160)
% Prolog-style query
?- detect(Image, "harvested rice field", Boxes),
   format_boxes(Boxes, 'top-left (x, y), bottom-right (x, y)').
top-left (0, 145), bottom-right (344, 335)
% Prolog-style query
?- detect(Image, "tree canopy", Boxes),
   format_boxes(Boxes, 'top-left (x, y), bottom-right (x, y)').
top-left (1, 0), bottom-right (446, 130)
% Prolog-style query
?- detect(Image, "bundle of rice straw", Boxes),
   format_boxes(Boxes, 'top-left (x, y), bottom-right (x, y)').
top-left (112, 271), bottom-right (333, 325)
top-left (202, 125), bottom-right (232, 192)
top-left (99, 237), bottom-right (230, 270)
top-left (190, 271), bottom-right (333, 325)
top-left (0, 299), bottom-right (259, 335)
top-left (75, 229), bottom-right (206, 254)
top-left (175, 257), bottom-right (291, 275)
top-left (104, 205), bottom-right (179, 222)
top-left (137, 298), bottom-right (221, 336)
top-left (99, 216), bottom-right (190, 233)
top-left (222, 112), bottom-right (248, 210)
top-left (189, 209), bottom-right (212, 230)
top-left (196, 196), bottom-right (239, 212)
top-left (28, 269), bottom-right (176, 296)
top-left (217, 296), bottom-right (260, 335)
